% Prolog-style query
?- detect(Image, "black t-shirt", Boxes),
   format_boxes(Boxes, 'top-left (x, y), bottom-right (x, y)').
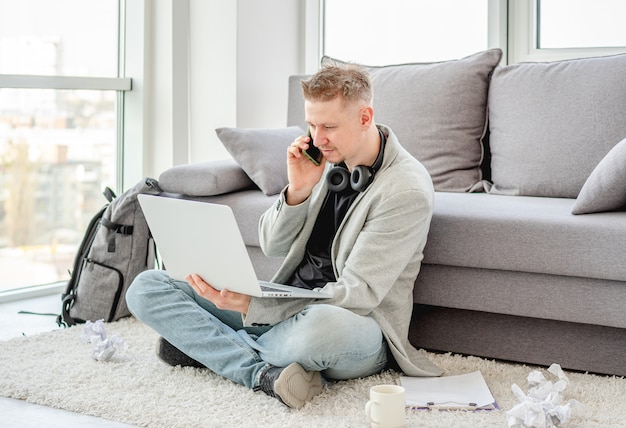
top-left (287, 183), bottom-right (359, 290)
top-left (287, 128), bottom-right (387, 290)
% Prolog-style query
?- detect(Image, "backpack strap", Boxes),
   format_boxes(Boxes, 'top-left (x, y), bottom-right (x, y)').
top-left (100, 217), bottom-right (134, 252)
top-left (59, 293), bottom-right (77, 327)
top-left (103, 186), bottom-right (116, 203)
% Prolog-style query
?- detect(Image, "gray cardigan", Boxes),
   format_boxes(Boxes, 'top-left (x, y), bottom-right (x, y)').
top-left (245, 125), bottom-right (442, 377)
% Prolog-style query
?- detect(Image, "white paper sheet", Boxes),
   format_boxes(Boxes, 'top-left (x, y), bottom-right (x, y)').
top-left (400, 371), bottom-right (497, 410)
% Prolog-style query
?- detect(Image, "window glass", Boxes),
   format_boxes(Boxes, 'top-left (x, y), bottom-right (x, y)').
top-left (0, 89), bottom-right (117, 291)
top-left (538, 0), bottom-right (626, 49)
top-left (0, 0), bottom-right (119, 292)
top-left (0, 0), bottom-right (118, 76)
top-left (323, 0), bottom-right (488, 65)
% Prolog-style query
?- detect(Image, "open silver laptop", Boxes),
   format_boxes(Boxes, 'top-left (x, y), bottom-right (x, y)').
top-left (137, 194), bottom-right (332, 299)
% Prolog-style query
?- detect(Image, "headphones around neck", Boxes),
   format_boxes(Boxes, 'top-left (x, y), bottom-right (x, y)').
top-left (326, 130), bottom-right (386, 193)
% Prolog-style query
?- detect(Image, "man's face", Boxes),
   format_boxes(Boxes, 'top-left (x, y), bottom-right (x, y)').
top-left (304, 96), bottom-right (365, 167)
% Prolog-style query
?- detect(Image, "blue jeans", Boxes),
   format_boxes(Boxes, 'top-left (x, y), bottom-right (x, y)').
top-left (126, 270), bottom-right (388, 389)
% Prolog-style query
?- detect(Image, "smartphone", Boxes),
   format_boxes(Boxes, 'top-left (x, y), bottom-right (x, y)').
top-left (302, 128), bottom-right (322, 166)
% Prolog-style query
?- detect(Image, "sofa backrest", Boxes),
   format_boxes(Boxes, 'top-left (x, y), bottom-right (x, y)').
top-left (487, 53), bottom-right (626, 198)
top-left (288, 50), bottom-right (626, 199)
top-left (287, 74), bottom-right (309, 132)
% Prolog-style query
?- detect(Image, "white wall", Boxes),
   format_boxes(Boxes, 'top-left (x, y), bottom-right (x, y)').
top-left (236, 0), bottom-right (302, 128)
top-left (188, 0), bottom-right (238, 163)
top-left (128, 0), bottom-right (310, 185)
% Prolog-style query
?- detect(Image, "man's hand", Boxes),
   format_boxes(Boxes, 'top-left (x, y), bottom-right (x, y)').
top-left (286, 134), bottom-right (325, 205)
top-left (186, 274), bottom-right (251, 315)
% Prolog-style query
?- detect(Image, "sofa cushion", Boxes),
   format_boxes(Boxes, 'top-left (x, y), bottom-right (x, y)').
top-left (572, 138), bottom-right (626, 215)
top-left (488, 53), bottom-right (626, 198)
top-left (424, 192), bottom-right (626, 283)
top-left (321, 49), bottom-right (502, 192)
top-left (216, 126), bottom-right (304, 196)
top-left (158, 159), bottom-right (254, 196)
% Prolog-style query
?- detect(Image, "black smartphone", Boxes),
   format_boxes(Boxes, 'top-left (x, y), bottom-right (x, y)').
top-left (302, 128), bottom-right (322, 166)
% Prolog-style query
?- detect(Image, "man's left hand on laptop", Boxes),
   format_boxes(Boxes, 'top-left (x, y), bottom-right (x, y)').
top-left (186, 273), bottom-right (251, 315)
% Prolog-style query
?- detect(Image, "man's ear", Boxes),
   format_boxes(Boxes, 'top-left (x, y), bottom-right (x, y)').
top-left (359, 105), bottom-right (374, 128)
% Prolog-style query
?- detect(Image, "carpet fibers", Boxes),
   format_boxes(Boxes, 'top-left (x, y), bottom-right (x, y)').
top-left (0, 317), bottom-right (624, 427)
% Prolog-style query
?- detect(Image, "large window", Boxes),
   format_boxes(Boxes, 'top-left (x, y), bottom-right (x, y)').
top-left (323, 0), bottom-right (626, 66)
top-left (0, 0), bottom-right (129, 293)
top-left (323, 0), bottom-right (489, 65)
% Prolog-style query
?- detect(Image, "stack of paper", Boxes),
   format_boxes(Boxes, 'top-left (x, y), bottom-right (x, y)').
top-left (399, 371), bottom-right (498, 410)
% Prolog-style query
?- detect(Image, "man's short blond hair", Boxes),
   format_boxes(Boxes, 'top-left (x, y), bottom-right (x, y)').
top-left (301, 63), bottom-right (373, 106)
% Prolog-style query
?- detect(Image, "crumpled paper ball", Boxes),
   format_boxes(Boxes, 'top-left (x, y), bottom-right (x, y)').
top-left (506, 363), bottom-right (586, 427)
top-left (79, 319), bottom-right (128, 362)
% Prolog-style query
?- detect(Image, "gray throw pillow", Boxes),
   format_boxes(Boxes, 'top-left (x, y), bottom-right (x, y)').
top-left (488, 53), bottom-right (626, 198)
top-left (217, 126), bottom-right (304, 196)
top-left (322, 49), bottom-right (502, 192)
top-left (158, 159), bottom-right (254, 196)
top-left (572, 138), bottom-right (626, 215)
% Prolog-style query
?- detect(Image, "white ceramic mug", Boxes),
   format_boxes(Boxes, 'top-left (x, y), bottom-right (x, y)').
top-left (364, 384), bottom-right (406, 428)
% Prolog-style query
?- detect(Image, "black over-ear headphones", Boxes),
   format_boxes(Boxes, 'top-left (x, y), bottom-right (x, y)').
top-left (326, 130), bottom-right (386, 193)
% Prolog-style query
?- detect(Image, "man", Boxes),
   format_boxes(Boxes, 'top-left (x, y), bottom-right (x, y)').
top-left (126, 64), bottom-right (442, 410)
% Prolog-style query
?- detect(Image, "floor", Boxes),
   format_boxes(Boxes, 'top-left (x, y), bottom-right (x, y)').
top-left (0, 293), bottom-right (138, 428)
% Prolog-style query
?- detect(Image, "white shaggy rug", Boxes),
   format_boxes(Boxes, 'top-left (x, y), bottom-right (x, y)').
top-left (0, 317), bottom-right (624, 428)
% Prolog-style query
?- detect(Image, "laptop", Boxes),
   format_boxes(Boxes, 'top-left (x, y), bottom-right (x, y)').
top-left (137, 194), bottom-right (333, 299)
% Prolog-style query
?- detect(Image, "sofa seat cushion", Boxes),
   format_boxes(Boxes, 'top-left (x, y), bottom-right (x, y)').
top-left (424, 192), bottom-right (626, 282)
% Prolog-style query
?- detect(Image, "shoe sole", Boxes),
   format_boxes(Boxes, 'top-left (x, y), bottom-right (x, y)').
top-left (274, 362), bottom-right (323, 409)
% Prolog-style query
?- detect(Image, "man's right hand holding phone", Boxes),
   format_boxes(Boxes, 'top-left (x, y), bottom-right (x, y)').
top-left (302, 128), bottom-right (322, 166)
top-left (285, 129), bottom-right (325, 205)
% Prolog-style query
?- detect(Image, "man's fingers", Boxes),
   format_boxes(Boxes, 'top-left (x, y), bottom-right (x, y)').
top-left (187, 274), bottom-right (214, 296)
top-left (186, 274), bottom-right (249, 314)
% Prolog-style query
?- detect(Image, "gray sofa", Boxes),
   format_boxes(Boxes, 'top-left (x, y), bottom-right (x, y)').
top-left (157, 49), bottom-right (626, 376)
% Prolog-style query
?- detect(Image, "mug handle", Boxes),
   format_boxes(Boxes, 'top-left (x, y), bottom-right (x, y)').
top-left (364, 400), bottom-right (382, 425)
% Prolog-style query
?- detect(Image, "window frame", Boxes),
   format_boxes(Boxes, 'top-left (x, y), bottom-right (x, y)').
top-left (508, 0), bottom-right (626, 64)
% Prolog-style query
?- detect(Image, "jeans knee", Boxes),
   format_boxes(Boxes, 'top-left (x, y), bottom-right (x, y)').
top-left (269, 305), bottom-right (386, 377)
top-left (291, 305), bottom-right (382, 351)
top-left (126, 269), bottom-right (170, 317)
top-left (300, 305), bottom-right (349, 331)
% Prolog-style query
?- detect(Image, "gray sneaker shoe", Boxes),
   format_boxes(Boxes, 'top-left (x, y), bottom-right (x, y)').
top-left (255, 362), bottom-right (324, 409)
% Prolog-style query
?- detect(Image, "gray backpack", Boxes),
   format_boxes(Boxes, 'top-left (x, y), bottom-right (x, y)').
top-left (58, 178), bottom-right (162, 326)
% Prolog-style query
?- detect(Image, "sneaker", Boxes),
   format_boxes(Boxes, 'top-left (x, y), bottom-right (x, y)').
top-left (156, 337), bottom-right (206, 368)
top-left (255, 362), bottom-right (323, 409)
